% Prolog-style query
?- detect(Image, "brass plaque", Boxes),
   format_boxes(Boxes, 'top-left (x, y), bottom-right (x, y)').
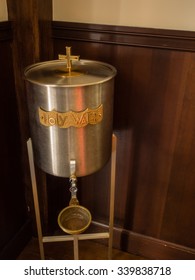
top-left (39, 105), bottom-right (103, 128)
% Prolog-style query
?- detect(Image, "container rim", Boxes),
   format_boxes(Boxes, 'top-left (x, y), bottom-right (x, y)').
top-left (24, 59), bottom-right (117, 88)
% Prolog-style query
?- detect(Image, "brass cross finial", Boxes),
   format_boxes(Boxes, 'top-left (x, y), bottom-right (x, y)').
top-left (58, 46), bottom-right (80, 74)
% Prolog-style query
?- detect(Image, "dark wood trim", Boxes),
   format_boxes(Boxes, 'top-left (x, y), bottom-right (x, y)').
top-left (6, 0), bottom-right (53, 233)
top-left (0, 21), bottom-right (12, 41)
top-left (0, 21), bottom-right (31, 259)
top-left (0, 219), bottom-right (32, 260)
top-left (92, 222), bottom-right (195, 260)
top-left (52, 21), bottom-right (195, 52)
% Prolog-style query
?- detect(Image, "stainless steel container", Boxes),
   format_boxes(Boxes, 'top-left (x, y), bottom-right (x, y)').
top-left (24, 58), bottom-right (116, 177)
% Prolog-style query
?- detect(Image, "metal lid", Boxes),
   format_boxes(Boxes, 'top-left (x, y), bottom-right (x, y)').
top-left (24, 59), bottom-right (116, 87)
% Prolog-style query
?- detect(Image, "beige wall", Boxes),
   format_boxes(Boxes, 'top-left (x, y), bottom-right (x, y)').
top-left (53, 0), bottom-right (195, 31)
top-left (0, 0), bottom-right (8, 21)
top-left (1, 0), bottom-right (195, 30)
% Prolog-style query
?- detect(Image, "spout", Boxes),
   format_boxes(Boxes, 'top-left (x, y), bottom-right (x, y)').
top-left (69, 160), bottom-right (79, 205)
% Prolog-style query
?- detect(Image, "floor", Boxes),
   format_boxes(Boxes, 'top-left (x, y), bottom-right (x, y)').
top-left (17, 237), bottom-right (145, 260)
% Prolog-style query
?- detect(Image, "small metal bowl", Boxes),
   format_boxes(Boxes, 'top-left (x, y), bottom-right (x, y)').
top-left (58, 205), bottom-right (92, 235)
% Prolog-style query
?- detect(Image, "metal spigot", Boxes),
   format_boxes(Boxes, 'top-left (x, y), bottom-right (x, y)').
top-left (69, 160), bottom-right (79, 205)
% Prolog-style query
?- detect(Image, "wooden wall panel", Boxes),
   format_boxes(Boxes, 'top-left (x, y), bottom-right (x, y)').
top-left (0, 21), bottom-right (31, 259)
top-left (51, 22), bottom-right (195, 259)
top-left (6, 0), bottom-right (53, 233)
top-left (161, 53), bottom-right (195, 247)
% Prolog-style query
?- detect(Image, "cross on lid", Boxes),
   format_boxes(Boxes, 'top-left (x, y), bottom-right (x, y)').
top-left (58, 46), bottom-right (80, 74)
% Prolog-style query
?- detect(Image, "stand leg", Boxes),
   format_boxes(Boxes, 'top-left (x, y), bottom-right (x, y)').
top-left (73, 235), bottom-right (79, 260)
top-left (108, 134), bottom-right (117, 260)
top-left (27, 139), bottom-right (45, 260)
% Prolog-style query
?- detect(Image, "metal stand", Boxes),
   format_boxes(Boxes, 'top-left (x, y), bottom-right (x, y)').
top-left (27, 134), bottom-right (117, 260)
